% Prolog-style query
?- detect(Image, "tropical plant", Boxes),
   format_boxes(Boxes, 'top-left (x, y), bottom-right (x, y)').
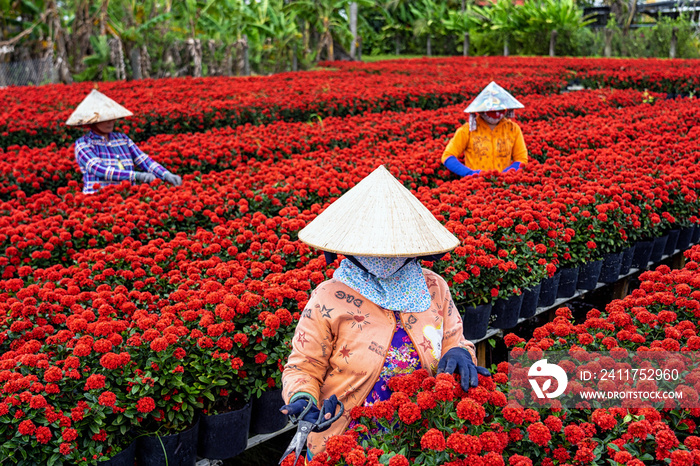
top-left (516, 0), bottom-right (594, 56)
top-left (442, 2), bottom-right (487, 57)
top-left (409, 0), bottom-right (448, 56)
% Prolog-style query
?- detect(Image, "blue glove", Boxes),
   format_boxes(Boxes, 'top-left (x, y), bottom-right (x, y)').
top-left (444, 156), bottom-right (481, 177)
top-left (280, 394), bottom-right (340, 432)
top-left (502, 161), bottom-right (522, 173)
top-left (437, 347), bottom-right (491, 391)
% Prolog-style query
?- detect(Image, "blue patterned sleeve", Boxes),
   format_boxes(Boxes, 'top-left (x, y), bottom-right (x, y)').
top-left (75, 139), bottom-right (135, 182)
top-left (126, 136), bottom-right (168, 179)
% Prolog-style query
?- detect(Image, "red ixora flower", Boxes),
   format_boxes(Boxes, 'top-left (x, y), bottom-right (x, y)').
top-left (420, 428), bottom-right (446, 451)
top-left (18, 419), bottom-right (36, 436)
top-left (136, 396), bottom-right (156, 414)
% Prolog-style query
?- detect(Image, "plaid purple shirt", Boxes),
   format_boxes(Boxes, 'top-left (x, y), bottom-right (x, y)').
top-left (75, 131), bottom-right (168, 194)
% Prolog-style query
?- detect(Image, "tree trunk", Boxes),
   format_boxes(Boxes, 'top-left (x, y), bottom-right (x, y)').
top-left (670, 26), bottom-right (678, 59)
top-left (46, 2), bottom-right (72, 84)
top-left (207, 39), bottom-right (217, 76)
top-left (109, 36), bottom-right (126, 80)
top-left (292, 44), bottom-right (298, 71)
top-left (99, 0), bottom-right (109, 36)
top-left (549, 29), bottom-right (557, 57)
top-left (141, 44), bottom-right (151, 79)
top-left (71, 0), bottom-right (92, 75)
top-left (503, 35), bottom-right (509, 56)
top-left (463, 32), bottom-right (469, 57)
top-left (235, 36), bottom-right (249, 76)
top-left (130, 46), bottom-right (142, 80)
top-left (187, 38), bottom-right (202, 77)
top-left (426, 35), bottom-right (432, 56)
top-left (303, 21), bottom-right (310, 61)
top-left (623, 0), bottom-right (636, 35)
top-left (349, 2), bottom-right (358, 59)
top-left (162, 44), bottom-right (176, 77)
top-left (604, 27), bottom-right (613, 57)
top-left (224, 43), bottom-right (234, 76)
top-left (395, 35), bottom-right (400, 55)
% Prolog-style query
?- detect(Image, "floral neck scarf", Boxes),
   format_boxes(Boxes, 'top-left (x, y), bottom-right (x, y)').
top-left (332, 256), bottom-right (431, 313)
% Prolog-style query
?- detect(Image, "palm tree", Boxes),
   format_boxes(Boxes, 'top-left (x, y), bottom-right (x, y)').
top-left (378, 0), bottom-right (415, 55)
top-left (248, 0), bottom-right (301, 73)
top-left (291, 0), bottom-right (367, 62)
top-left (410, 0), bottom-right (447, 56)
top-left (478, 0), bottom-right (521, 56)
top-left (200, 0), bottom-right (256, 75)
top-left (517, 0), bottom-right (593, 56)
top-left (105, 0), bottom-right (172, 79)
top-left (442, 1), bottom-right (485, 56)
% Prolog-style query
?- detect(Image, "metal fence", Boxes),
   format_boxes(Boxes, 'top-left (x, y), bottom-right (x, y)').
top-left (0, 56), bottom-right (56, 87)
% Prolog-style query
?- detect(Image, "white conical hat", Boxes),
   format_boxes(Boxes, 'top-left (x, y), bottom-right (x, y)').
top-left (298, 165), bottom-right (459, 257)
top-left (464, 81), bottom-right (524, 114)
top-left (65, 89), bottom-right (133, 126)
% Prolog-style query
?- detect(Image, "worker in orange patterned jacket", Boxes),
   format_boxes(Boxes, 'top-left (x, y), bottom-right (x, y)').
top-left (280, 165), bottom-right (491, 461)
top-left (442, 81), bottom-right (528, 176)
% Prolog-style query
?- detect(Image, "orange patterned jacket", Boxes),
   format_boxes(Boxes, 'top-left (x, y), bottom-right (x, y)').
top-left (441, 116), bottom-right (528, 172)
top-left (281, 269), bottom-right (477, 457)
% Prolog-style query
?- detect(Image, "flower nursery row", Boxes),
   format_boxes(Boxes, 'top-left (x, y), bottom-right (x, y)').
top-left (3, 56), bottom-right (699, 149)
top-left (0, 57), bottom-right (569, 149)
top-left (295, 245), bottom-right (700, 466)
top-left (0, 88), bottom-right (654, 198)
top-left (1, 89), bottom-right (700, 463)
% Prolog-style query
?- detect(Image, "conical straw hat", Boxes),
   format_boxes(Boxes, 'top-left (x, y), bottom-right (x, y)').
top-left (298, 165), bottom-right (459, 257)
top-left (464, 81), bottom-right (524, 114)
top-left (65, 89), bottom-right (133, 126)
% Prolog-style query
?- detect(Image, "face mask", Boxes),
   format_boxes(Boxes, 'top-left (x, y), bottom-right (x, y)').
top-left (355, 256), bottom-right (410, 279)
top-left (481, 110), bottom-right (506, 125)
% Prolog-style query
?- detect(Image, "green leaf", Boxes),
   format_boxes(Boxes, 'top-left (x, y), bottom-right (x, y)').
top-left (47, 453), bottom-right (60, 466)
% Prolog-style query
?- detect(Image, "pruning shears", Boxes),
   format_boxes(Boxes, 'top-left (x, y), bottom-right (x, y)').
top-left (279, 399), bottom-right (344, 465)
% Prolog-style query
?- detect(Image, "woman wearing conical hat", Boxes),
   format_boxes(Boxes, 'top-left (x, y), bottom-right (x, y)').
top-left (442, 81), bottom-right (528, 176)
top-left (280, 166), bottom-right (490, 461)
top-left (66, 89), bottom-right (182, 194)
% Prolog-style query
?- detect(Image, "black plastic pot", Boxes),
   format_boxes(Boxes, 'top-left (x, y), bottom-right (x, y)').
top-left (137, 417), bottom-right (199, 466)
top-left (677, 226), bottom-right (694, 251)
top-left (250, 389), bottom-right (287, 435)
top-left (631, 240), bottom-right (654, 269)
top-left (491, 292), bottom-right (524, 330)
top-left (649, 234), bottom-right (669, 263)
top-left (557, 267), bottom-right (579, 299)
top-left (619, 244), bottom-right (636, 276)
top-left (692, 225), bottom-right (700, 245)
top-left (577, 259), bottom-right (603, 291)
top-left (458, 302), bottom-right (493, 340)
top-left (519, 282), bottom-right (542, 319)
top-left (198, 400), bottom-right (252, 460)
top-left (538, 271), bottom-right (561, 308)
top-left (103, 439), bottom-right (136, 466)
top-left (664, 229), bottom-right (681, 256)
top-left (599, 252), bottom-right (623, 284)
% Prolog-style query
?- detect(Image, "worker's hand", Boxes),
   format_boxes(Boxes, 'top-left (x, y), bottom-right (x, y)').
top-left (280, 395), bottom-right (340, 432)
top-left (437, 347), bottom-right (491, 391)
top-left (503, 161), bottom-right (522, 173)
top-left (133, 172), bottom-right (156, 184)
top-left (163, 172), bottom-right (183, 187)
top-left (444, 155), bottom-right (481, 178)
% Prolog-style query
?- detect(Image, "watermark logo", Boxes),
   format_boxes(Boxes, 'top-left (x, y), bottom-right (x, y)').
top-left (509, 350), bottom-right (698, 409)
top-left (528, 359), bottom-right (568, 399)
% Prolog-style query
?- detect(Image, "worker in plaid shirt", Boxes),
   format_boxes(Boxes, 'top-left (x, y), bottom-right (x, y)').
top-left (67, 90), bottom-right (182, 194)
